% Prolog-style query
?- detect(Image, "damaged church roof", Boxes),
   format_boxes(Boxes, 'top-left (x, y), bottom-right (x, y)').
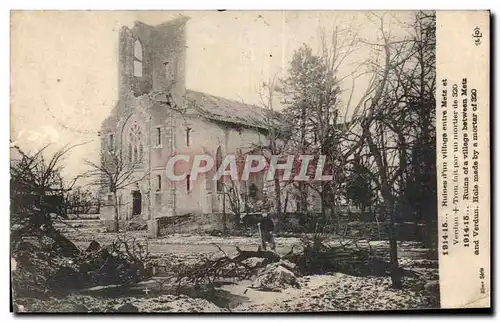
top-left (185, 90), bottom-right (271, 129)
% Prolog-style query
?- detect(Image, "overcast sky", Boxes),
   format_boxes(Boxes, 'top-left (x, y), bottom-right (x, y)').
top-left (10, 10), bottom-right (416, 179)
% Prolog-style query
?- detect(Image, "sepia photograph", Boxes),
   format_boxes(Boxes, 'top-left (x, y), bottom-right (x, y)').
top-left (9, 10), bottom-right (489, 313)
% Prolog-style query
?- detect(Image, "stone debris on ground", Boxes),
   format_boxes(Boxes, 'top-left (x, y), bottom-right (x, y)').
top-left (12, 227), bottom-right (439, 313)
top-left (235, 273), bottom-right (438, 312)
top-left (250, 260), bottom-right (301, 292)
top-left (14, 294), bottom-right (227, 313)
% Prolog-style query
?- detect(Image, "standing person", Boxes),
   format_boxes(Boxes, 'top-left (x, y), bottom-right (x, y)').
top-left (258, 212), bottom-right (276, 252)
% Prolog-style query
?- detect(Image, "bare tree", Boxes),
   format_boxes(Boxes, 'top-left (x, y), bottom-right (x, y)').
top-left (85, 144), bottom-right (148, 232)
top-left (63, 186), bottom-right (100, 216)
top-left (395, 12), bottom-right (437, 245)
top-left (256, 75), bottom-right (293, 229)
top-left (353, 11), bottom-right (436, 288)
top-left (10, 143), bottom-right (83, 255)
top-left (220, 175), bottom-right (246, 233)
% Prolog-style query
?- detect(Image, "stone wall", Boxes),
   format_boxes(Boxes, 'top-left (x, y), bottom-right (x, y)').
top-left (157, 213), bottom-right (237, 236)
top-left (99, 16), bottom-right (271, 224)
top-left (100, 18), bottom-right (189, 222)
top-left (171, 113), bottom-right (268, 215)
top-left (117, 18), bottom-right (188, 100)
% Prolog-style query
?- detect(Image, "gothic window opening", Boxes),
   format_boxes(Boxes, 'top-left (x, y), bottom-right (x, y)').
top-left (127, 121), bottom-right (144, 163)
top-left (134, 40), bottom-right (143, 78)
top-left (155, 127), bottom-right (162, 146)
top-left (157, 175), bottom-right (162, 191)
top-left (187, 174), bottom-right (191, 193)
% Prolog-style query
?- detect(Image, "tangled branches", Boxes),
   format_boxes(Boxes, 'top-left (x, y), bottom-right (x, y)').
top-left (173, 244), bottom-right (280, 289)
top-left (108, 234), bottom-right (151, 264)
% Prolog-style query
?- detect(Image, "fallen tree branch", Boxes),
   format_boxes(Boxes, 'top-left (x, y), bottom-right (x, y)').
top-left (173, 245), bottom-right (282, 288)
top-left (233, 246), bottom-right (281, 263)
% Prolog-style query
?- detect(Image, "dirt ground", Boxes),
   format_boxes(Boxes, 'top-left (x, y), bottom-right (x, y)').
top-left (15, 221), bottom-right (439, 312)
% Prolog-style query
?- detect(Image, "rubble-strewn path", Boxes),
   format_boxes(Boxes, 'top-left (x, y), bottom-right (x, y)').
top-left (230, 273), bottom-right (436, 312)
top-left (15, 220), bottom-right (438, 312)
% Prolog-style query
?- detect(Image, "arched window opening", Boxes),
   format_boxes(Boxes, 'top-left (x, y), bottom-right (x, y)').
top-left (157, 175), bottom-right (162, 191)
top-left (127, 121), bottom-right (144, 163)
top-left (133, 39), bottom-right (143, 77)
top-left (139, 144), bottom-right (144, 161)
top-left (134, 40), bottom-right (143, 61)
top-left (155, 127), bottom-right (162, 146)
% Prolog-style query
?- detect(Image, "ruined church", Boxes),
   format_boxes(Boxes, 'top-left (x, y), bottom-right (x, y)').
top-left (99, 17), bottom-right (271, 224)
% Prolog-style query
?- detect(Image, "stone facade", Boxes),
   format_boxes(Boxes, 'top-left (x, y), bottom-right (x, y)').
top-left (99, 17), bottom-right (273, 223)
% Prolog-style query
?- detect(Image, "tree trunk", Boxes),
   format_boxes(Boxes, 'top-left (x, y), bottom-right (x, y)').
top-left (274, 178), bottom-right (283, 231)
top-left (320, 183), bottom-right (326, 221)
top-left (384, 198), bottom-right (402, 289)
top-left (297, 183), bottom-right (308, 213)
top-left (362, 124), bottom-right (402, 289)
top-left (234, 247), bottom-right (281, 263)
top-left (222, 193), bottom-right (228, 235)
top-left (113, 191), bottom-right (119, 232)
top-left (96, 198), bottom-right (100, 214)
top-left (283, 192), bottom-right (289, 216)
top-left (375, 214), bottom-right (382, 240)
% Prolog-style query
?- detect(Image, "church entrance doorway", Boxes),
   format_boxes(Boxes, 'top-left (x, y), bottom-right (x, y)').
top-left (132, 190), bottom-right (142, 216)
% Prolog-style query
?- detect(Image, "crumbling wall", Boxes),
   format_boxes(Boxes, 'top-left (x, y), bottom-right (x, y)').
top-left (117, 17), bottom-right (189, 100)
top-left (99, 17), bottom-right (190, 222)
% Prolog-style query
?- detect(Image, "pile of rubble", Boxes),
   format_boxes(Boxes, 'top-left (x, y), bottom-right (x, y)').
top-left (12, 236), bottom-right (153, 299)
top-left (250, 259), bottom-right (301, 292)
